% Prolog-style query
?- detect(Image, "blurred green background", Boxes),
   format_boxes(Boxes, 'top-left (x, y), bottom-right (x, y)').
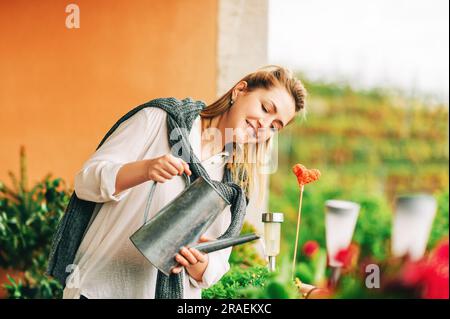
top-left (273, 76), bottom-right (449, 262)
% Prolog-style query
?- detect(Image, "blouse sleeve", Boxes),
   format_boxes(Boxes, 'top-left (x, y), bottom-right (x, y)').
top-left (74, 107), bottom-right (167, 203)
top-left (188, 206), bottom-right (233, 289)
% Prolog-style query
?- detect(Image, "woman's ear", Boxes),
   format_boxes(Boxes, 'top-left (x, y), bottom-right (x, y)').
top-left (234, 81), bottom-right (248, 96)
top-left (230, 81), bottom-right (248, 105)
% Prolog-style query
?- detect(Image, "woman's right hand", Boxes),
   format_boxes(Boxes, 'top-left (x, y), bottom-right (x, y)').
top-left (146, 153), bottom-right (192, 183)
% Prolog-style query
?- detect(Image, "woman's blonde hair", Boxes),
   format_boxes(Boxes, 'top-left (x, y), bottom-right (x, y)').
top-left (200, 65), bottom-right (307, 202)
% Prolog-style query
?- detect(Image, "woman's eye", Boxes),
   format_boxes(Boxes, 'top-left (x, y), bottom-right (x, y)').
top-left (261, 104), bottom-right (268, 113)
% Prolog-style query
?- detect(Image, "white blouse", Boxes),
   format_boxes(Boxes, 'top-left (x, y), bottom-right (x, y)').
top-left (62, 107), bottom-right (232, 299)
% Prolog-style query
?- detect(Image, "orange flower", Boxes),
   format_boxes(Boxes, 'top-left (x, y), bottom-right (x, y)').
top-left (292, 164), bottom-right (321, 186)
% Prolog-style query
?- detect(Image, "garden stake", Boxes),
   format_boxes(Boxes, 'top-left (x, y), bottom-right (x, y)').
top-left (292, 184), bottom-right (304, 280)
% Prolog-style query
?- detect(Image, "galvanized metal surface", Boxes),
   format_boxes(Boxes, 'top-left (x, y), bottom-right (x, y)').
top-left (190, 233), bottom-right (260, 254)
top-left (262, 212), bottom-right (284, 223)
top-left (130, 176), bottom-right (230, 276)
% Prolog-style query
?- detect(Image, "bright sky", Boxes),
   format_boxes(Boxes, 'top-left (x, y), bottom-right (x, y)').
top-left (269, 0), bottom-right (449, 102)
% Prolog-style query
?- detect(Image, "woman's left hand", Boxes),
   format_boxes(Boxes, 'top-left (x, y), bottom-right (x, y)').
top-left (171, 235), bottom-right (212, 281)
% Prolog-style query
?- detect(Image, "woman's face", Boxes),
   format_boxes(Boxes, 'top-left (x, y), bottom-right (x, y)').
top-left (224, 81), bottom-right (297, 144)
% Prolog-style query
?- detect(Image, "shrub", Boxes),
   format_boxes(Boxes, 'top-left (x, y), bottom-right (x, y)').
top-left (0, 146), bottom-right (68, 298)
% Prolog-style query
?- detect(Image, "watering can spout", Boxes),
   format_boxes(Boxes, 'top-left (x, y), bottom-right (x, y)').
top-left (190, 233), bottom-right (260, 254)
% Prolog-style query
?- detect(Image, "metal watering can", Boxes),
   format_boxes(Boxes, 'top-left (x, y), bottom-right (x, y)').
top-left (130, 176), bottom-right (259, 276)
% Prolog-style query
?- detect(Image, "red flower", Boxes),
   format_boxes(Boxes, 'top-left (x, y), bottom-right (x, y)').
top-left (292, 164), bottom-right (321, 187)
top-left (402, 238), bottom-right (449, 299)
top-left (402, 259), bottom-right (429, 286)
top-left (423, 238), bottom-right (448, 299)
top-left (432, 238), bottom-right (449, 264)
top-left (334, 243), bottom-right (360, 270)
top-left (303, 240), bottom-right (320, 258)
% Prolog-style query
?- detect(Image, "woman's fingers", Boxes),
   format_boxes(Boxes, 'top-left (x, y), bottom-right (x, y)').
top-left (162, 161), bottom-right (180, 176)
top-left (199, 235), bottom-right (214, 243)
top-left (171, 265), bottom-right (183, 274)
top-left (157, 168), bottom-right (174, 179)
top-left (180, 247), bottom-right (198, 265)
top-left (173, 248), bottom-right (208, 274)
top-left (166, 157), bottom-right (184, 175)
top-left (153, 175), bottom-right (167, 183)
top-left (189, 248), bottom-right (207, 263)
top-left (167, 155), bottom-right (191, 176)
top-left (148, 154), bottom-right (192, 183)
top-left (157, 161), bottom-right (186, 181)
top-left (170, 154), bottom-right (192, 176)
top-left (175, 253), bottom-right (190, 267)
top-left (182, 161), bottom-right (192, 176)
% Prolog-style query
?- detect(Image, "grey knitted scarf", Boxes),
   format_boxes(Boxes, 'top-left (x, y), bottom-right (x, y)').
top-left (46, 97), bottom-right (248, 299)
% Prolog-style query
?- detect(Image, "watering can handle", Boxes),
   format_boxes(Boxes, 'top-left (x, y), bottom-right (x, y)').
top-left (142, 180), bottom-right (158, 225)
top-left (141, 171), bottom-right (192, 225)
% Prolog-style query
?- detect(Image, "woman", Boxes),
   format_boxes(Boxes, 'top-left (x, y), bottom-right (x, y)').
top-left (62, 65), bottom-right (307, 299)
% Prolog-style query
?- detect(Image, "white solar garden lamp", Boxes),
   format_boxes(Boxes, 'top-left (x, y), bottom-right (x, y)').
top-left (325, 200), bottom-right (360, 286)
top-left (262, 212), bottom-right (284, 272)
top-left (392, 194), bottom-right (437, 261)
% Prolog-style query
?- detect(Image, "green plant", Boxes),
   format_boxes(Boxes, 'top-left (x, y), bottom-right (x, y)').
top-left (238, 257), bottom-right (300, 299)
top-left (228, 222), bottom-right (266, 267)
top-left (428, 188), bottom-right (449, 249)
top-left (0, 146), bottom-right (68, 298)
top-left (203, 221), bottom-right (268, 299)
top-left (3, 256), bottom-right (63, 299)
top-left (295, 242), bottom-right (327, 286)
top-left (202, 265), bottom-right (269, 299)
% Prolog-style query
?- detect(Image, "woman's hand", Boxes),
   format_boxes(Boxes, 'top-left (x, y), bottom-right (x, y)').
top-left (171, 235), bottom-right (213, 281)
top-left (146, 153), bottom-right (192, 183)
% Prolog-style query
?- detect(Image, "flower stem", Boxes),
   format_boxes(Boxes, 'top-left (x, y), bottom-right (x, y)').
top-left (292, 184), bottom-right (304, 280)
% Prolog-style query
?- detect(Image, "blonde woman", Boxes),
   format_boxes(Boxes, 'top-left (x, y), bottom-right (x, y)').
top-left (48, 65), bottom-right (307, 299)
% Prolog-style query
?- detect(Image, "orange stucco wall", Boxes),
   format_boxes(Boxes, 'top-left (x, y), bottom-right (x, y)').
top-left (0, 0), bottom-right (218, 188)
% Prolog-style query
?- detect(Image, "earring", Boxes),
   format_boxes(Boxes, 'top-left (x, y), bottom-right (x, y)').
top-left (230, 98), bottom-right (234, 106)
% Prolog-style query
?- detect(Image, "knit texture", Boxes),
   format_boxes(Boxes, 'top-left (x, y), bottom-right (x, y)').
top-left (46, 97), bottom-right (248, 299)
